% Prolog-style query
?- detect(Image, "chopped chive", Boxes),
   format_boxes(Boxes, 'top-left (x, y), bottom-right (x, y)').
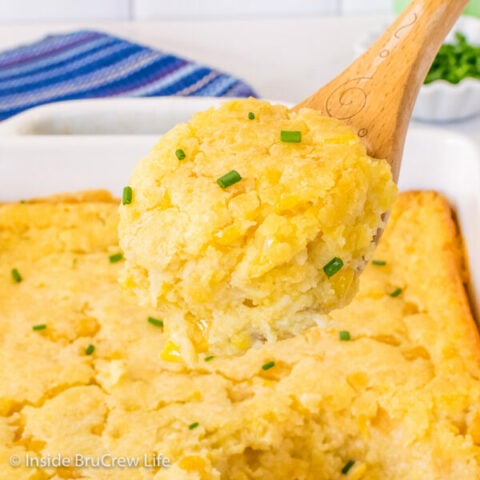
top-left (372, 260), bottom-right (387, 266)
top-left (32, 324), bottom-right (47, 331)
top-left (147, 316), bottom-right (164, 328)
top-left (109, 252), bottom-right (123, 263)
top-left (341, 460), bottom-right (355, 475)
top-left (11, 268), bottom-right (22, 283)
top-left (122, 186), bottom-right (133, 205)
top-left (390, 287), bottom-right (403, 298)
top-left (339, 330), bottom-right (351, 341)
top-left (217, 170), bottom-right (242, 189)
top-left (204, 355), bottom-right (215, 362)
top-left (188, 422), bottom-right (199, 430)
top-left (425, 32), bottom-right (480, 85)
top-left (175, 149), bottom-right (186, 160)
top-left (280, 130), bottom-right (302, 143)
top-left (248, 112), bottom-right (255, 120)
top-left (19, 200), bottom-right (26, 204)
top-left (323, 257), bottom-right (344, 277)
top-left (262, 361), bottom-right (275, 371)
top-left (85, 344), bottom-right (95, 355)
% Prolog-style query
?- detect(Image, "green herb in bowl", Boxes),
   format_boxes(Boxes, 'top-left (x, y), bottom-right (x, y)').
top-left (425, 32), bottom-right (480, 84)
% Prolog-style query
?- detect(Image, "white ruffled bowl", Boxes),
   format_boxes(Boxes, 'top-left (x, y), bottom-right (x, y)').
top-left (354, 16), bottom-right (480, 123)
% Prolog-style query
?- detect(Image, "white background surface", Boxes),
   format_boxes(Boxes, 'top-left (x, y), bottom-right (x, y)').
top-left (0, 0), bottom-right (393, 21)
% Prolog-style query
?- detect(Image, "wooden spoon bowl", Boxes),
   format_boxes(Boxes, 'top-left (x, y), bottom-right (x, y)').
top-left (295, 0), bottom-right (469, 181)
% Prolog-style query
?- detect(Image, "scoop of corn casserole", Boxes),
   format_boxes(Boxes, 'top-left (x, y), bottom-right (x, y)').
top-left (119, 98), bottom-right (396, 355)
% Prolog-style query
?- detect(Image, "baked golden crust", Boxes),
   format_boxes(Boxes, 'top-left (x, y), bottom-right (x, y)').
top-left (334, 190), bottom-right (480, 374)
top-left (23, 189), bottom-right (118, 204)
top-left (1, 190), bottom-right (479, 479)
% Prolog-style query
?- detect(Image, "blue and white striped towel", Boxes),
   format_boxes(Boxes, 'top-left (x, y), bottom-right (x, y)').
top-left (0, 30), bottom-right (257, 121)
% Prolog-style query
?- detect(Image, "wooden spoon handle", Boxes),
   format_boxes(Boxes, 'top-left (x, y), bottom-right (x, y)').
top-left (295, 0), bottom-right (469, 180)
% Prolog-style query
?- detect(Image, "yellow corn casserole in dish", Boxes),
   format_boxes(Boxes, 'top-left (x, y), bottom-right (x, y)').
top-left (1, 190), bottom-right (479, 479)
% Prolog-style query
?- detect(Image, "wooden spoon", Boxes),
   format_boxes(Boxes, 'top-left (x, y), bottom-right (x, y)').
top-left (294, 0), bottom-right (468, 181)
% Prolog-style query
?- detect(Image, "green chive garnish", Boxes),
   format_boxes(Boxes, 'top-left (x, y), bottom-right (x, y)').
top-left (390, 288), bottom-right (403, 298)
top-left (11, 268), bottom-right (22, 283)
top-left (175, 149), bottom-right (186, 160)
top-left (341, 460), bottom-right (355, 475)
top-left (262, 361), bottom-right (275, 371)
top-left (217, 170), bottom-right (242, 189)
top-left (122, 186), bottom-right (133, 205)
top-left (109, 253), bottom-right (123, 263)
top-left (248, 112), bottom-right (255, 120)
top-left (85, 344), bottom-right (95, 355)
top-left (204, 355), bottom-right (215, 362)
top-left (188, 422), bottom-right (199, 430)
top-left (372, 260), bottom-right (387, 266)
top-left (323, 257), bottom-right (344, 277)
top-left (32, 324), bottom-right (47, 331)
top-left (147, 317), bottom-right (164, 328)
top-left (339, 330), bottom-right (351, 341)
top-left (280, 130), bottom-right (302, 143)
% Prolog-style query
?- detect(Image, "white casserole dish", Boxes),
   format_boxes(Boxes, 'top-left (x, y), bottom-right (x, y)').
top-left (0, 97), bottom-right (478, 320)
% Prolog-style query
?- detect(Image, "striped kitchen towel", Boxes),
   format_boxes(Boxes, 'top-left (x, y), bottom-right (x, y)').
top-left (0, 30), bottom-right (257, 121)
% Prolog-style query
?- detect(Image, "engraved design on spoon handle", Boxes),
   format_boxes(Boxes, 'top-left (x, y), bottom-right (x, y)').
top-left (325, 77), bottom-right (372, 121)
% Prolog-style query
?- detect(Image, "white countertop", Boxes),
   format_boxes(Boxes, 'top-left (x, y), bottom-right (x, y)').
top-left (2, 17), bottom-right (480, 140)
